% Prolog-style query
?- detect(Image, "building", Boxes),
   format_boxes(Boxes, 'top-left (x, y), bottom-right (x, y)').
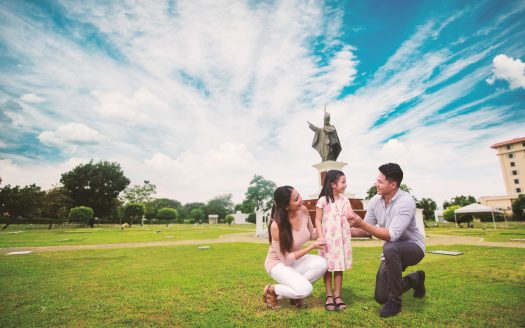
top-left (479, 137), bottom-right (525, 214)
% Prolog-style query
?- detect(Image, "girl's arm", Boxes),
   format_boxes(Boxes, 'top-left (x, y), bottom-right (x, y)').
top-left (314, 207), bottom-right (324, 242)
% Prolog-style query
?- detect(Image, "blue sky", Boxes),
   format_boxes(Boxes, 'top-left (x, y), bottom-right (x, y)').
top-left (1, 0), bottom-right (524, 206)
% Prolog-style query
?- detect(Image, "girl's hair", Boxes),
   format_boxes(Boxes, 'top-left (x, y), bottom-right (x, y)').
top-left (319, 170), bottom-right (345, 203)
top-left (268, 186), bottom-right (294, 253)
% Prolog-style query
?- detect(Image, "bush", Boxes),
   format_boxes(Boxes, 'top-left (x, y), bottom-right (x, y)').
top-left (124, 203), bottom-right (144, 226)
top-left (225, 214), bottom-right (234, 226)
top-left (247, 212), bottom-right (256, 224)
top-left (68, 206), bottom-right (94, 226)
top-left (157, 208), bottom-right (178, 222)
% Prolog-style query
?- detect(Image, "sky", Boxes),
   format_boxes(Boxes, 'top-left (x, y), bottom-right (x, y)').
top-left (0, 0), bottom-right (524, 208)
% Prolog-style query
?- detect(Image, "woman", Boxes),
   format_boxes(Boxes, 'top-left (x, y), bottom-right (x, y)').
top-left (263, 186), bottom-right (328, 309)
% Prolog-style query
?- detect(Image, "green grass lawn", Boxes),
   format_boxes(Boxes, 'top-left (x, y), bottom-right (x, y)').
top-left (1, 243), bottom-right (523, 327)
top-left (425, 221), bottom-right (525, 242)
top-left (0, 224), bottom-right (254, 248)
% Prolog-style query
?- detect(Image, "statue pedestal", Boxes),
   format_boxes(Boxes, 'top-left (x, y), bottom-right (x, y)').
top-left (304, 160), bottom-right (364, 226)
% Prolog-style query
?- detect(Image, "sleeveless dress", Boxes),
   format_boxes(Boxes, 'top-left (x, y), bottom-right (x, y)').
top-left (316, 196), bottom-right (352, 271)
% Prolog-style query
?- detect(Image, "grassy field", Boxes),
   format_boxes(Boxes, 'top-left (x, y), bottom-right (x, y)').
top-left (1, 243), bottom-right (524, 327)
top-left (425, 221), bottom-right (525, 242)
top-left (0, 224), bottom-right (254, 248)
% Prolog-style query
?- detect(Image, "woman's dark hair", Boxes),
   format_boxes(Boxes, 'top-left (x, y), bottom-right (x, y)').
top-left (378, 163), bottom-right (403, 188)
top-left (268, 186), bottom-right (294, 253)
top-left (319, 170), bottom-right (345, 203)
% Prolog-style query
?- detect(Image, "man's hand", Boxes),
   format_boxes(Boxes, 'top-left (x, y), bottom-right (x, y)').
top-left (349, 215), bottom-right (365, 228)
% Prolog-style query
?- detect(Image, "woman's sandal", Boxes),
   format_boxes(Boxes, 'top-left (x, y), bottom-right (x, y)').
top-left (334, 296), bottom-right (347, 310)
top-left (325, 295), bottom-right (336, 311)
top-left (263, 285), bottom-right (280, 310)
top-left (290, 299), bottom-right (307, 309)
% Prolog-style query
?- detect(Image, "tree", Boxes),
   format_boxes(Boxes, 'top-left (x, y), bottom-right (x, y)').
top-left (242, 175), bottom-right (276, 212)
top-left (512, 194), bottom-right (525, 221)
top-left (60, 160), bottom-right (130, 219)
top-left (247, 212), bottom-right (256, 224)
top-left (0, 184), bottom-right (44, 229)
top-left (157, 208), bottom-right (178, 223)
top-left (225, 214), bottom-right (234, 226)
top-left (41, 186), bottom-right (73, 229)
top-left (416, 198), bottom-right (437, 220)
top-left (184, 202), bottom-right (206, 221)
top-left (68, 206), bottom-right (94, 226)
top-left (124, 203), bottom-right (145, 226)
top-left (190, 208), bottom-right (205, 223)
top-left (145, 198), bottom-right (181, 220)
top-left (206, 194), bottom-right (234, 223)
top-left (443, 195), bottom-right (477, 209)
top-left (365, 184), bottom-right (412, 200)
top-left (121, 181), bottom-right (157, 204)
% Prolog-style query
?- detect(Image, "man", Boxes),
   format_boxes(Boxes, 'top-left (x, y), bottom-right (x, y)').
top-left (349, 163), bottom-right (425, 317)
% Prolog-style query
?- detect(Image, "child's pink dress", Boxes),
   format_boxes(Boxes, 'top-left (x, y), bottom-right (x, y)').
top-left (316, 196), bottom-right (353, 272)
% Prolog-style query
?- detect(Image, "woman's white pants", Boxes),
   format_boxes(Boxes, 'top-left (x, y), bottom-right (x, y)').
top-left (270, 254), bottom-right (327, 299)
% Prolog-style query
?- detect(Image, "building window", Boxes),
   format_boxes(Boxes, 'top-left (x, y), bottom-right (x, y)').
top-left (508, 153), bottom-right (514, 158)
top-left (515, 179), bottom-right (520, 184)
top-left (517, 188), bottom-right (522, 193)
top-left (506, 145), bottom-right (511, 150)
top-left (511, 162), bottom-right (516, 167)
top-left (512, 170), bottom-right (518, 175)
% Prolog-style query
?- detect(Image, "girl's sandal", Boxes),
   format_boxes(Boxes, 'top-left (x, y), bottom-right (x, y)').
top-left (325, 296), bottom-right (336, 311)
top-left (334, 296), bottom-right (346, 310)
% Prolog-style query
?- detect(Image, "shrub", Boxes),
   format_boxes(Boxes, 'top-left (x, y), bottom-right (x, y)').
top-left (247, 212), bottom-right (256, 224)
top-left (512, 194), bottom-right (525, 221)
top-left (157, 208), bottom-right (178, 222)
top-left (225, 214), bottom-right (234, 226)
top-left (68, 206), bottom-right (94, 226)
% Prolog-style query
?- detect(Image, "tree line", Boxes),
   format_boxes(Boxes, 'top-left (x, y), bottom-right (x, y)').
top-left (0, 160), bottom-right (277, 228)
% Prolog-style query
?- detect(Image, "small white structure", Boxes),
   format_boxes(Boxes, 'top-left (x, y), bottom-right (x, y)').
top-left (233, 211), bottom-right (249, 224)
top-left (415, 208), bottom-right (426, 238)
top-left (256, 209), bottom-right (271, 238)
top-left (453, 203), bottom-right (507, 229)
top-left (208, 214), bottom-right (218, 224)
top-left (434, 209), bottom-right (446, 223)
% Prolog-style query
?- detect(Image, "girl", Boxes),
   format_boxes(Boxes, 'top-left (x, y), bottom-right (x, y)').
top-left (263, 186), bottom-right (327, 310)
top-left (315, 170), bottom-right (356, 311)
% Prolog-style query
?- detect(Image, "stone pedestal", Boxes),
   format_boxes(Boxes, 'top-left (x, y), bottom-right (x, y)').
top-left (256, 209), bottom-right (270, 238)
top-left (304, 160), bottom-right (364, 226)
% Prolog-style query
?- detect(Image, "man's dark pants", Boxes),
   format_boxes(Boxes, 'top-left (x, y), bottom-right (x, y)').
top-left (374, 240), bottom-right (425, 304)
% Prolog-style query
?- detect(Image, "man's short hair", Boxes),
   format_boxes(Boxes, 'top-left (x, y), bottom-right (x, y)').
top-left (379, 163), bottom-right (403, 188)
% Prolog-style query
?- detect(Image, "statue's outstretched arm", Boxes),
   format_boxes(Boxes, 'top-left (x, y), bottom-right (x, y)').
top-left (307, 121), bottom-right (318, 131)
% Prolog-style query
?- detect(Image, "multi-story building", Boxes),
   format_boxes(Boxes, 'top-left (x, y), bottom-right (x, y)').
top-left (479, 137), bottom-right (525, 213)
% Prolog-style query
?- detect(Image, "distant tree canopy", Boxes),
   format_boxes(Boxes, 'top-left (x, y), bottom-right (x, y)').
top-left (512, 194), bottom-right (525, 221)
top-left (365, 184), bottom-right (412, 200)
top-left (41, 185), bottom-right (73, 221)
top-left (60, 160), bottom-right (130, 218)
top-left (241, 175), bottom-right (276, 213)
top-left (145, 198), bottom-right (182, 220)
top-left (443, 195), bottom-right (477, 209)
top-left (122, 181), bottom-right (157, 204)
top-left (416, 198), bottom-right (437, 220)
top-left (206, 194), bottom-right (234, 222)
top-left (0, 184), bottom-right (44, 219)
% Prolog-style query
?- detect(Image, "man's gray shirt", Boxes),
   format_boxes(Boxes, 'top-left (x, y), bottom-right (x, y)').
top-left (364, 189), bottom-right (426, 258)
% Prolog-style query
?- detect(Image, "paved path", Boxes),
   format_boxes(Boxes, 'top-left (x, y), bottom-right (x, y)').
top-left (1, 232), bottom-right (524, 254)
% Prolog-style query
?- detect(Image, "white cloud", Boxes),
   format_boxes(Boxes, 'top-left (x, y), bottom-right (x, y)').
top-left (20, 93), bottom-right (46, 103)
top-left (38, 123), bottom-right (104, 148)
top-left (486, 54), bottom-right (525, 89)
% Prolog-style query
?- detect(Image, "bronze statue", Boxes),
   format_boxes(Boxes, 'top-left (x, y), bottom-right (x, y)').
top-left (308, 106), bottom-right (342, 162)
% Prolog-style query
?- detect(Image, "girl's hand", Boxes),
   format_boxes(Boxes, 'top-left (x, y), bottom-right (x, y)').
top-left (312, 240), bottom-right (326, 249)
